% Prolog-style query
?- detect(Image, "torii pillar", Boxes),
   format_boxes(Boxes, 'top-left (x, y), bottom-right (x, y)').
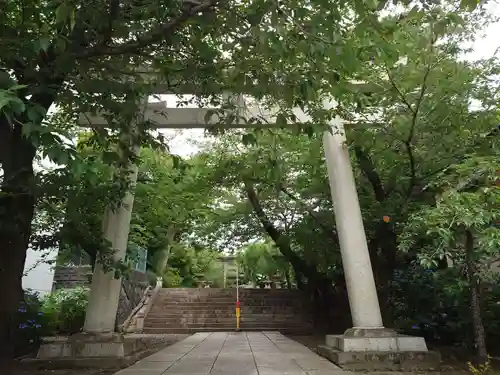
top-left (37, 110), bottom-right (142, 362)
top-left (323, 119), bottom-right (384, 330)
top-left (317, 115), bottom-right (439, 370)
top-left (83, 163), bottom-right (139, 334)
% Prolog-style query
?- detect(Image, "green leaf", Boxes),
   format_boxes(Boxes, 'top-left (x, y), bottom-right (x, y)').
top-left (0, 93), bottom-right (12, 111)
top-left (353, 0), bottom-right (366, 15)
top-left (303, 125), bottom-right (315, 138)
top-left (275, 113), bottom-right (287, 126)
top-left (35, 36), bottom-right (52, 52)
top-left (171, 155), bottom-right (181, 169)
top-left (8, 84), bottom-right (28, 91)
top-left (56, 3), bottom-right (74, 24)
top-left (242, 133), bottom-right (257, 146)
top-left (27, 105), bottom-right (47, 123)
top-left (376, 0), bottom-right (388, 11)
top-left (102, 151), bottom-right (120, 165)
top-left (10, 98), bottom-right (26, 114)
top-left (459, 0), bottom-right (479, 11)
top-left (22, 122), bottom-right (36, 137)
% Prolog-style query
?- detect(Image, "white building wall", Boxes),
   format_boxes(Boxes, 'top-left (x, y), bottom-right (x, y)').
top-left (22, 248), bottom-right (58, 296)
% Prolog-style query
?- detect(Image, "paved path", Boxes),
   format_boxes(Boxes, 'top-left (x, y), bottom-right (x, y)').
top-left (115, 331), bottom-right (344, 375)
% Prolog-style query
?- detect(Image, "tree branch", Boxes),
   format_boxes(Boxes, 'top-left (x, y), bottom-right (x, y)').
top-left (384, 65), bottom-right (415, 116)
top-left (243, 179), bottom-right (322, 280)
top-left (353, 146), bottom-right (385, 202)
top-left (101, 0), bottom-right (121, 46)
top-left (0, 115), bottom-right (12, 166)
top-left (402, 35), bottom-right (438, 199)
top-left (244, 180), bottom-right (291, 249)
top-left (407, 64), bottom-right (432, 144)
top-left (403, 139), bottom-right (416, 199)
top-left (278, 185), bottom-right (338, 243)
top-left (78, 0), bottom-right (221, 58)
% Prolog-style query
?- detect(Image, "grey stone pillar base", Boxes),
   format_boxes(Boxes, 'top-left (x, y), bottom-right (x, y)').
top-left (343, 327), bottom-right (398, 337)
top-left (317, 328), bottom-right (441, 371)
top-left (31, 333), bottom-right (167, 369)
top-left (36, 333), bottom-right (132, 361)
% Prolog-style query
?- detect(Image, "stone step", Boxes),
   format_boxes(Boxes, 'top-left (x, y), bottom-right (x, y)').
top-left (149, 307), bottom-right (303, 313)
top-left (145, 317), bottom-right (311, 325)
top-left (158, 288), bottom-right (304, 294)
top-left (143, 322), bottom-right (314, 329)
top-left (154, 301), bottom-right (304, 307)
top-left (156, 297), bottom-right (306, 303)
top-left (153, 301), bottom-right (303, 310)
top-left (142, 326), bottom-right (313, 334)
top-left (146, 312), bottom-right (306, 319)
top-left (157, 294), bottom-right (305, 298)
top-left (146, 315), bottom-right (308, 322)
top-left (144, 316), bottom-right (312, 327)
top-left (150, 310), bottom-right (304, 317)
top-left (143, 327), bottom-right (233, 333)
top-left (146, 288), bottom-right (314, 335)
top-left (151, 306), bottom-right (304, 312)
top-left (154, 298), bottom-right (305, 304)
top-left (148, 310), bottom-right (302, 317)
top-left (144, 320), bottom-right (312, 327)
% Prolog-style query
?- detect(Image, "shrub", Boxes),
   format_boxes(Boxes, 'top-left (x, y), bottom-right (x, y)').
top-left (162, 268), bottom-right (182, 287)
top-left (42, 287), bottom-right (90, 335)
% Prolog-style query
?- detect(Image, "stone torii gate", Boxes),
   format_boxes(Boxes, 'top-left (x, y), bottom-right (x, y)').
top-left (38, 90), bottom-right (436, 369)
top-left (80, 95), bottom-right (387, 335)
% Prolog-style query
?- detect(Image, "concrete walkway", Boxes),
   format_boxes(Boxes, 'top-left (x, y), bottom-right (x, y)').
top-left (115, 331), bottom-right (344, 375)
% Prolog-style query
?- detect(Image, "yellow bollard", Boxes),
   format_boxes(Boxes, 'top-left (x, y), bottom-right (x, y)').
top-left (236, 301), bottom-right (240, 331)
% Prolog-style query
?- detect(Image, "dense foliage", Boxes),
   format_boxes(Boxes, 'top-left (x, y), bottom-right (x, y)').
top-left (237, 242), bottom-right (293, 288)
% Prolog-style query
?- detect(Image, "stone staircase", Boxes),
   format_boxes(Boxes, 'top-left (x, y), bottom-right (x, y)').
top-left (143, 288), bottom-right (314, 334)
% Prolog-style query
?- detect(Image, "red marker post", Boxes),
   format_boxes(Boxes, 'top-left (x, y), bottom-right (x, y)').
top-left (235, 261), bottom-right (240, 331)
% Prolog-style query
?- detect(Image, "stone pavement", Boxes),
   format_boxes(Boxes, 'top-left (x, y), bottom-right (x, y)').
top-left (115, 331), bottom-right (345, 375)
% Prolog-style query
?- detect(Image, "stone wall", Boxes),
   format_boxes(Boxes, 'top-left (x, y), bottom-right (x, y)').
top-left (116, 278), bottom-right (149, 326)
top-left (52, 266), bottom-right (93, 290)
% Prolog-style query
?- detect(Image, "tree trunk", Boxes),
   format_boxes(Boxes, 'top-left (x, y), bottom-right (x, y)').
top-left (354, 146), bottom-right (397, 326)
top-left (155, 226), bottom-right (176, 276)
top-left (376, 222), bottom-right (398, 327)
top-left (294, 267), bottom-right (304, 290)
top-left (243, 180), bottom-right (351, 330)
top-left (243, 180), bottom-right (326, 283)
top-left (465, 230), bottom-right (488, 364)
top-left (0, 124), bottom-right (37, 374)
top-left (284, 268), bottom-right (292, 290)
